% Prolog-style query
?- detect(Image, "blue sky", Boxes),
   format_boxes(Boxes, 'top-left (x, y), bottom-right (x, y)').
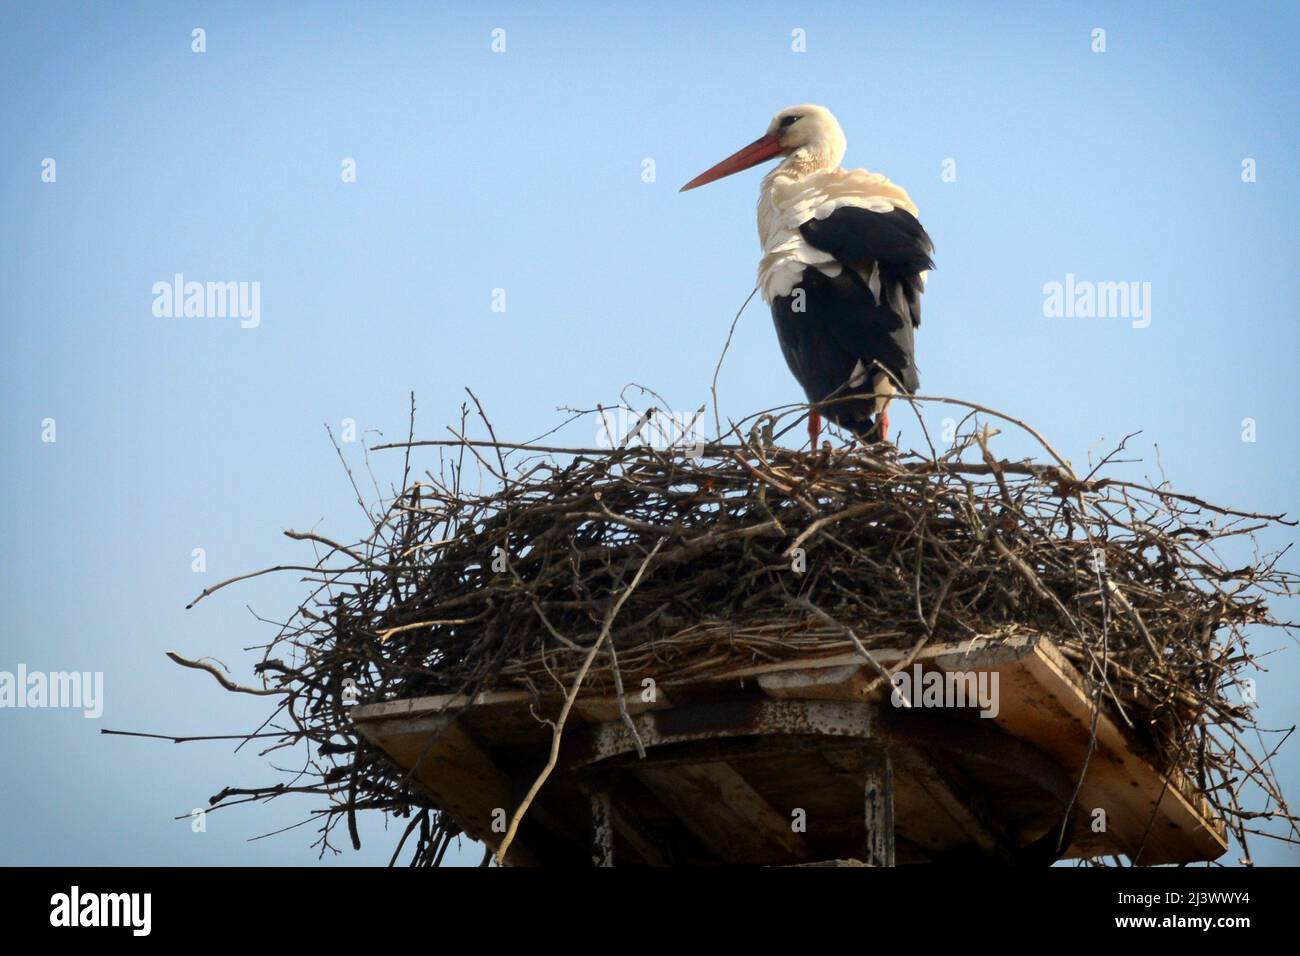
top-left (1, 1), bottom-right (1296, 866)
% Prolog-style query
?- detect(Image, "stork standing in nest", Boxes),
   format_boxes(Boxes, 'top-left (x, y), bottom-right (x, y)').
top-left (682, 105), bottom-right (934, 446)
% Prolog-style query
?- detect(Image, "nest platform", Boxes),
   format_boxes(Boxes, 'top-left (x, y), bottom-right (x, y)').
top-left (352, 630), bottom-right (1225, 866)
top-left (179, 400), bottom-right (1297, 866)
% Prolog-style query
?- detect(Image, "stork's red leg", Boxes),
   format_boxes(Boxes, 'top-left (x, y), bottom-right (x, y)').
top-left (808, 411), bottom-right (822, 449)
top-left (878, 407), bottom-right (890, 444)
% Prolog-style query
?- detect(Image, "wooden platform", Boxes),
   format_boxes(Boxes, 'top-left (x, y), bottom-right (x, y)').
top-left (350, 632), bottom-right (1227, 866)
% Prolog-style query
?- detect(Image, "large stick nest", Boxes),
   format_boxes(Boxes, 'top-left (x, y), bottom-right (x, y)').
top-left (185, 396), bottom-right (1298, 866)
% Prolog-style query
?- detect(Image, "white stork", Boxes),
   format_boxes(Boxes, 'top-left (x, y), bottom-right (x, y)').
top-left (681, 104), bottom-right (933, 446)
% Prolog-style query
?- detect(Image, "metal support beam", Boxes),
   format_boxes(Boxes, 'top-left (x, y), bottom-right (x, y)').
top-left (864, 748), bottom-right (895, 867)
top-left (590, 787), bottom-right (614, 867)
top-left (577, 698), bottom-right (874, 768)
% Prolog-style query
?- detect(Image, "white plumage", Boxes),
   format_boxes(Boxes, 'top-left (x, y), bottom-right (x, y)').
top-left (752, 107), bottom-right (923, 302)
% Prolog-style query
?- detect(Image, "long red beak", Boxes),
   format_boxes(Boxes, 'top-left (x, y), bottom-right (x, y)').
top-left (680, 133), bottom-right (785, 191)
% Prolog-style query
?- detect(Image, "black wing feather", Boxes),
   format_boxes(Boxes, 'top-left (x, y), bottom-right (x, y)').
top-left (799, 206), bottom-right (934, 275)
top-left (799, 205), bottom-right (933, 328)
top-left (768, 203), bottom-right (934, 437)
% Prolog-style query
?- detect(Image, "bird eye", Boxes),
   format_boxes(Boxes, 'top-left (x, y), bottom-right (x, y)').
top-left (780, 115), bottom-right (800, 128)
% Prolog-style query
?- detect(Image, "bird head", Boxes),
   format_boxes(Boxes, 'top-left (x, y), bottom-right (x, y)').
top-left (680, 104), bottom-right (846, 191)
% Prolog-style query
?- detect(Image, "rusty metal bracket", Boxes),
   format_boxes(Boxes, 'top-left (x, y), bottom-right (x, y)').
top-left (576, 698), bottom-right (875, 768)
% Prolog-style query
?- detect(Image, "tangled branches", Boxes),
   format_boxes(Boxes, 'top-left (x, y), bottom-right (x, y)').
top-left (182, 395), bottom-right (1298, 866)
